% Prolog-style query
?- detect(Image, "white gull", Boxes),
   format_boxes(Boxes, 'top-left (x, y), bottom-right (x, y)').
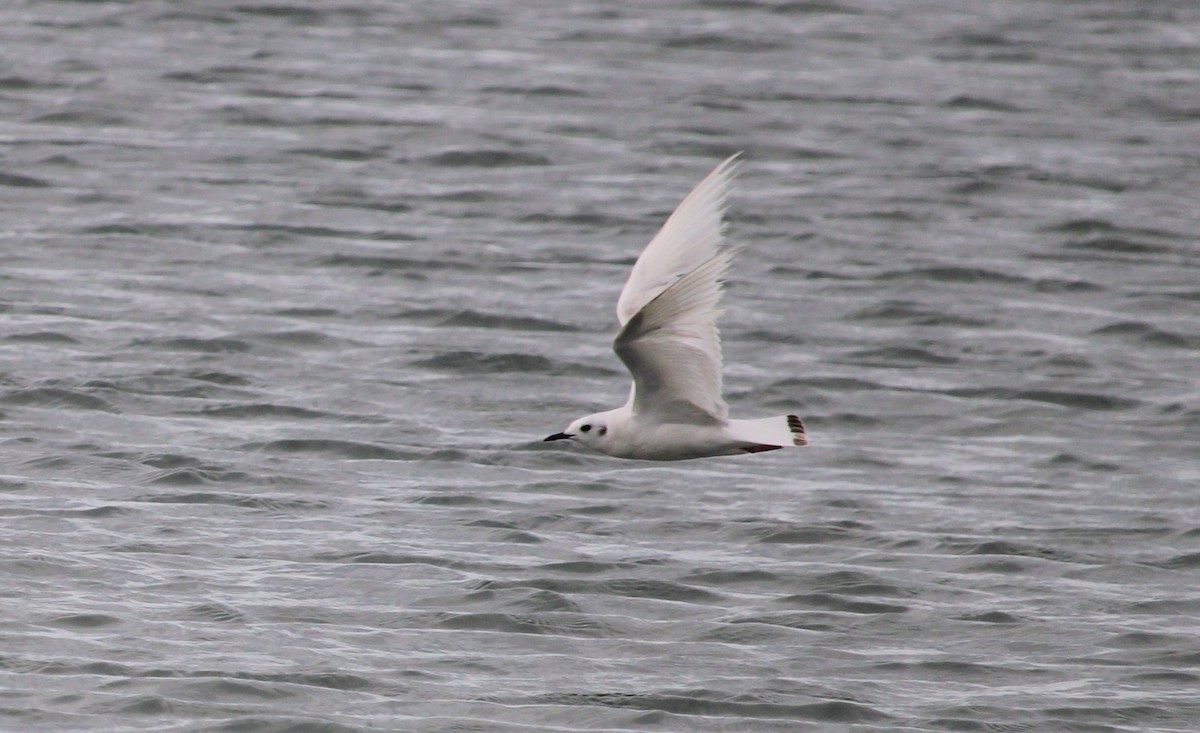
top-left (544, 154), bottom-right (807, 460)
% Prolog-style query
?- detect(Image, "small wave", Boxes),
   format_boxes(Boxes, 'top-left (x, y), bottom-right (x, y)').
top-left (953, 610), bottom-right (1023, 623)
top-left (940, 95), bottom-right (1025, 112)
top-left (1039, 702), bottom-right (1182, 730)
top-left (648, 141), bottom-right (745, 160)
top-left (233, 4), bottom-right (323, 20)
top-left (1104, 631), bottom-right (1187, 649)
top-left (1012, 388), bottom-right (1141, 411)
top-left (876, 266), bottom-right (1027, 285)
top-left (187, 602), bottom-right (246, 623)
top-left (77, 221), bottom-right (195, 237)
top-left (35, 109), bottom-right (129, 126)
top-left (413, 351), bottom-right (551, 373)
top-left (954, 164), bottom-right (1129, 194)
top-left (258, 672), bottom-right (374, 691)
top-left (771, 2), bottom-right (865, 15)
top-left (472, 577), bottom-right (719, 603)
top-left (192, 404), bottom-right (334, 420)
top-left (660, 33), bottom-right (790, 52)
top-left (1033, 277), bottom-right (1103, 293)
top-left (145, 467), bottom-right (256, 486)
top-left (768, 375), bottom-right (886, 392)
top-left (736, 328), bottom-right (808, 345)
top-left (691, 622), bottom-right (803, 645)
top-left (723, 611), bottom-right (833, 632)
top-left (181, 678), bottom-right (296, 701)
top-left (944, 387), bottom-right (1140, 410)
top-left (942, 539), bottom-right (1089, 564)
top-left (1092, 321), bottom-right (1198, 349)
top-left (54, 505), bottom-right (130, 519)
top-left (805, 569), bottom-right (908, 597)
top-left (83, 374), bottom-right (241, 400)
top-left (47, 613), bottom-right (121, 629)
top-left (224, 222), bottom-right (416, 242)
top-left (774, 592), bottom-right (908, 614)
top-left (248, 438), bottom-right (414, 460)
top-left (187, 370), bottom-right (251, 386)
top-left (875, 659), bottom-right (1011, 678)
top-left (684, 569), bottom-right (778, 586)
top-left (844, 346), bottom-right (958, 366)
top-left (140, 453), bottom-right (207, 470)
top-left (0, 75), bottom-right (40, 90)
top-left (411, 493), bottom-right (504, 507)
top-left (199, 716), bottom-right (365, 732)
top-left (424, 149), bottom-right (551, 167)
top-left (312, 254), bottom-right (461, 271)
top-left (290, 146), bottom-right (385, 161)
top-left (133, 491), bottom-right (329, 511)
top-left (1042, 217), bottom-right (1178, 239)
top-left (1040, 453), bottom-right (1121, 472)
top-left (250, 329), bottom-right (342, 347)
top-left (1126, 671), bottom-right (1200, 684)
top-left (1066, 237), bottom-right (1174, 255)
top-left (538, 560), bottom-right (637, 574)
top-left (733, 518), bottom-right (867, 544)
top-left (131, 336), bottom-right (253, 354)
top-left (3, 331), bottom-right (79, 344)
top-left (1160, 552), bottom-right (1200, 570)
top-left (161, 65), bottom-right (256, 83)
top-left (849, 300), bottom-right (990, 327)
top-left (270, 307), bottom-right (341, 318)
top-left (489, 529), bottom-right (543, 544)
top-left (0, 171), bottom-right (51, 188)
top-left (435, 612), bottom-right (606, 637)
top-left (481, 84), bottom-right (587, 97)
top-left (435, 309), bottom-right (579, 332)
top-left (414, 350), bottom-right (615, 378)
top-left (519, 210), bottom-right (639, 228)
top-left (2, 386), bottom-right (114, 412)
top-left (311, 551), bottom-right (461, 569)
top-left (421, 188), bottom-right (495, 203)
top-left (304, 189), bottom-right (411, 213)
top-left (530, 690), bottom-right (888, 722)
top-left (90, 695), bottom-right (175, 715)
top-left (505, 589), bottom-right (583, 614)
top-left (826, 412), bottom-right (882, 427)
top-left (1038, 217), bottom-right (1182, 260)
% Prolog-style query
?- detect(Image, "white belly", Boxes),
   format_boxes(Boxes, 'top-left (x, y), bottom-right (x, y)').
top-left (603, 421), bottom-right (746, 461)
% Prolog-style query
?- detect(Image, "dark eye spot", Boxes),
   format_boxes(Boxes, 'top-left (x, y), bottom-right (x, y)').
top-left (580, 424), bottom-right (591, 433)
top-left (598, 426), bottom-right (607, 436)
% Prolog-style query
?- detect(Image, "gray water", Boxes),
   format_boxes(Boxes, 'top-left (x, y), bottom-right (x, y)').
top-left (2, 1), bottom-right (1199, 731)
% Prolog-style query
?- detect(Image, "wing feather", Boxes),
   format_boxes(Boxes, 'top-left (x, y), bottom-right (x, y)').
top-left (614, 247), bottom-right (741, 423)
top-left (616, 154), bottom-right (741, 326)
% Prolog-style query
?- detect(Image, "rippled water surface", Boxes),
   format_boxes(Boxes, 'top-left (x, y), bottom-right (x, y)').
top-left (3, 1), bottom-right (1199, 731)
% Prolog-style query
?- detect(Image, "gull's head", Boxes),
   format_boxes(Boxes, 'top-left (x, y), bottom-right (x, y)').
top-left (544, 413), bottom-right (611, 451)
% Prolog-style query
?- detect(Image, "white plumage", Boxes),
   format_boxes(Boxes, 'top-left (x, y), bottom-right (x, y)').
top-left (544, 155), bottom-right (807, 460)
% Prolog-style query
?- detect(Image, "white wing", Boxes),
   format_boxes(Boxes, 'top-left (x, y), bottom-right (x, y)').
top-left (614, 249), bottom-right (740, 422)
top-left (616, 154), bottom-right (741, 326)
top-left (614, 219), bottom-right (742, 423)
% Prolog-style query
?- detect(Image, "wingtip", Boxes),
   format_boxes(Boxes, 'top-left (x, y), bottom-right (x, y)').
top-left (715, 152), bottom-right (744, 180)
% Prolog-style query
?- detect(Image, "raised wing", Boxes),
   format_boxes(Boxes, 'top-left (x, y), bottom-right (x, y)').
top-left (616, 154), bottom-right (741, 326)
top-left (614, 247), bottom-right (741, 423)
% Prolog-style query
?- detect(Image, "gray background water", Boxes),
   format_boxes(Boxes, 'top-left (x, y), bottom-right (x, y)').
top-left (2, 1), bottom-right (1198, 731)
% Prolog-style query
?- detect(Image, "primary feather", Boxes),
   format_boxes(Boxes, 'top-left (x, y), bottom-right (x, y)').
top-left (616, 154), bottom-right (741, 325)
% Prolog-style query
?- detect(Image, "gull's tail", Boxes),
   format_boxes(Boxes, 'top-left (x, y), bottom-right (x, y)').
top-left (727, 414), bottom-right (808, 453)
